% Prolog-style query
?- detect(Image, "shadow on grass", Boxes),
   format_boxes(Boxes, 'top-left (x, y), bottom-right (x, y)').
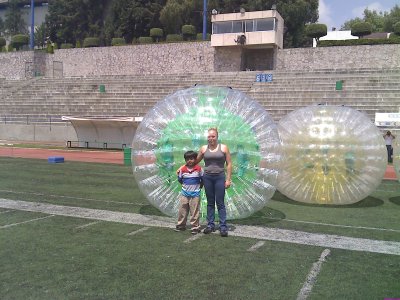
top-left (389, 196), bottom-right (400, 206)
top-left (272, 191), bottom-right (384, 208)
top-left (230, 207), bottom-right (286, 226)
top-left (139, 205), bottom-right (166, 216)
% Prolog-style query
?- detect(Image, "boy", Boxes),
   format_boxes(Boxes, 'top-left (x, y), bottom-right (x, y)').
top-left (175, 150), bottom-right (204, 234)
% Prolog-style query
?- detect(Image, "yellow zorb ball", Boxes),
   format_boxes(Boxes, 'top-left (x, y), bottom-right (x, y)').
top-left (277, 105), bottom-right (387, 205)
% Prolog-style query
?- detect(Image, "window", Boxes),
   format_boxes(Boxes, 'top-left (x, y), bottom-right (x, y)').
top-left (245, 20), bottom-right (254, 32)
top-left (212, 21), bottom-right (244, 34)
top-left (212, 18), bottom-right (277, 34)
top-left (255, 18), bottom-right (275, 31)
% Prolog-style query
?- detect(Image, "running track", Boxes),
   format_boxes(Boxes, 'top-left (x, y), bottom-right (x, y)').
top-left (0, 146), bottom-right (397, 180)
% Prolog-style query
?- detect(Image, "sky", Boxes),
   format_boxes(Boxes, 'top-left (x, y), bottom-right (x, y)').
top-left (318, 0), bottom-right (399, 31)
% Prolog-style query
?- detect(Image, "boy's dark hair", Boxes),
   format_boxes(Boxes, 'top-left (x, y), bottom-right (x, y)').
top-left (184, 150), bottom-right (197, 160)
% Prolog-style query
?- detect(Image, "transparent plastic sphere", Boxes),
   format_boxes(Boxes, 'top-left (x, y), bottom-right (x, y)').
top-left (277, 105), bottom-right (387, 205)
top-left (132, 85), bottom-right (280, 219)
top-left (393, 137), bottom-right (400, 183)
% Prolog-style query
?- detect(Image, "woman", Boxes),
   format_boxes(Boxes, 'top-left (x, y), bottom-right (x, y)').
top-left (383, 131), bottom-right (395, 163)
top-left (195, 127), bottom-right (232, 237)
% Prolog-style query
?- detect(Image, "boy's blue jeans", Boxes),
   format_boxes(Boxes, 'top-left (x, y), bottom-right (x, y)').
top-left (203, 173), bottom-right (227, 231)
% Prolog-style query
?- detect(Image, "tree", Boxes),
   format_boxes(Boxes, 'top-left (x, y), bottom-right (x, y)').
top-left (383, 5), bottom-right (400, 32)
top-left (46, 0), bottom-right (107, 46)
top-left (150, 28), bottom-right (163, 42)
top-left (341, 5), bottom-right (400, 33)
top-left (351, 22), bottom-right (372, 38)
top-left (305, 23), bottom-right (327, 43)
top-left (4, 0), bottom-right (27, 36)
top-left (181, 24), bottom-right (196, 40)
top-left (11, 34), bottom-right (29, 50)
top-left (104, 0), bottom-right (165, 44)
top-left (279, 0), bottom-right (319, 48)
top-left (159, 0), bottom-right (186, 34)
top-left (0, 17), bottom-right (5, 36)
top-left (34, 23), bottom-right (47, 49)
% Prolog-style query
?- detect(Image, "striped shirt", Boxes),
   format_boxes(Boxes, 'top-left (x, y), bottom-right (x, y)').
top-left (178, 165), bottom-right (204, 197)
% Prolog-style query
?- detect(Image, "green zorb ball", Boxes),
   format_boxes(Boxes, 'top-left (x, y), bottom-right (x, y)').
top-left (131, 85), bottom-right (280, 219)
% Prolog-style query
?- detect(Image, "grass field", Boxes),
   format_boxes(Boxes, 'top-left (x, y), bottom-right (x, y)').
top-left (0, 157), bottom-right (399, 299)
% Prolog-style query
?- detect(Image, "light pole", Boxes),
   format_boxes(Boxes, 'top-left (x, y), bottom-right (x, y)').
top-left (30, 0), bottom-right (34, 49)
top-left (202, 0), bottom-right (207, 40)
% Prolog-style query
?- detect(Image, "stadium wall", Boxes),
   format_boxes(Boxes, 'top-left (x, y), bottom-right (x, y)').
top-left (276, 45), bottom-right (400, 70)
top-left (1, 43), bottom-right (400, 79)
top-left (0, 124), bottom-right (77, 142)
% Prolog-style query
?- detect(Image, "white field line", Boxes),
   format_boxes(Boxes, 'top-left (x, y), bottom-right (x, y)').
top-left (0, 189), bottom-right (147, 206)
top-left (76, 221), bottom-right (101, 229)
top-left (184, 233), bottom-right (204, 244)
top-left (0, 215), bottom-right (54, 229)
top-left (247, 241), bottom-right (266, 252)
top-left (1, 198), bottom-right (400, 256)
top-left (127, 226), bottom-right (150, 236)
top-left (296, 249), bottom-right (331, 300)
top-left (265, 217), bottom-right (400, 233)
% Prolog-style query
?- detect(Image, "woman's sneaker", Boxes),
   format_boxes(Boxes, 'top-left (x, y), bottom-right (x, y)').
top-left (203, 227), bottom-right (215, 234)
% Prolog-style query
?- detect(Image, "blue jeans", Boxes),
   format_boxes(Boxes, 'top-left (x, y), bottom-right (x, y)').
top-left (203, 173), bottom-right (227, 231)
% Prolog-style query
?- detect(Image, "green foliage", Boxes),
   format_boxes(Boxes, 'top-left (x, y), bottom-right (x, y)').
top-left (166, 34), bottom-right (183, 42)
top-left (196, 33), bottom-right (211, 41)
top-left (53, 43), bottom-right (58, 50)
top-left (341, 5), bottom-right (400, 33)
top-left (0, 37), bottom-right (6, 48)
top-left (318, 37), bottom-right (400, 47)
top-left (111, 37), bottom-right (126, 46)
top-left (75, 40), bottom-right (82, 48)
top-left (11, 34), bottom-right (29, 50)
top-left (7, 44), bottom-right (14, 52)
top-left (83, 37), bottom-right (100, 48)
top-left (103, 0), bottom-right (162, 44)
top-left (278, 0), bottom-right (319, 48)
top-left (60, 43), bottom-right (73, 49)
top-left (4, 0), bottom-right (27, 36)
top-left (181, 24), bottom-right (196, 40)
top-left (150, 28), bottom-right (164, 42)
top-left (137, 36), bottom-right (153, 44)
top-left (383, 5), bottom-right (400, 32)
top-left (305, 23), bottom-right (327, 42)
top-left (46, 0), bottom-right (107, 46)
top-left (351, 22), bottom-right (372, 37)
top-left (393, 21), bottom-right (400, 35)
top-left (34, 23), bottom-right (47, 49)
top-left (160, 0), bottom-right (187, 35)
top-left (46, 42), bottom-right (54, 54)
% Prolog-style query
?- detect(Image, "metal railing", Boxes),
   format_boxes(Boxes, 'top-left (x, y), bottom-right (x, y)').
top-left (2, 115), bottom-right (64, 125)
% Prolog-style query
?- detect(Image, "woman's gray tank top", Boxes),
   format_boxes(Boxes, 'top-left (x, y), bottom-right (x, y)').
top-left (204, 144), bottom-right (225, 174)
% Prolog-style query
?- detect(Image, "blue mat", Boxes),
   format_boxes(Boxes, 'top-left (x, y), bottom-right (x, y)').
top-left (48, 156), bottom-right (65, 163)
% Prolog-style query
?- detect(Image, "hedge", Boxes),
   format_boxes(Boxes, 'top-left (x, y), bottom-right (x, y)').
top-left (83, 37), bottom-right (100, 48)
top-left (318, 37), bottom-right (400, 47)
top-left (61, 43), bottom-right (73, 49)
top-left (150, 28), bottom-right (163, 42)
top-left (166, 34), bottom-right (183, 42)
top-left (111, 37), bottom-right (126, 46)
top-left (138, 37), bottom-right (153, 44)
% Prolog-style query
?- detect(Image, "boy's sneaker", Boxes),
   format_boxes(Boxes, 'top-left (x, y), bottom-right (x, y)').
top-left (220, 230), bottom-right (228, 237)
top-left (203, 227), bottom-right (215, 234)
top-left (174, 226), bottom-right (186, 232)
top-left (191, 229), bottom-right (201, 235)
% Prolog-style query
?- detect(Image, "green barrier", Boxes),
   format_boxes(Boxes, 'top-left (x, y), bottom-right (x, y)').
top-left (124, 147), bottom-right (131, 166)
top-left (335, 80), bottom-right (343, 91)
top-left (99, 84), bottom-right (105, 93)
